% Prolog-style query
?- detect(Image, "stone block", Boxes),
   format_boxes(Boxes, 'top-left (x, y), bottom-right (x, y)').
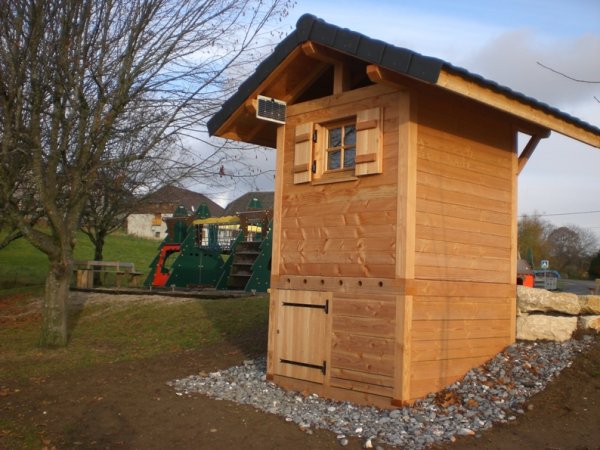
top-left (578, 295), bottom-right (600, 315)
top-left (517, 286), bottom-right (580, 315)
top-left (516, 314), bottom-right (578, 342)
top-left (578, 315), bottom-right (600, 332)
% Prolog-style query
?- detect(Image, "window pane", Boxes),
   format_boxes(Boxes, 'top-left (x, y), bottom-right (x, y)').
top-left (329, 127), bottom-right (341, 148)
top-left (344, 147), bottom-right (356, 168)
top-left (328, 150), bottom-right (341, 170)
top-left (344, 125), bottom-right (356, 146)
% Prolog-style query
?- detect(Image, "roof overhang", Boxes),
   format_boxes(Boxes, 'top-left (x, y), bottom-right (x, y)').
top-left (208, 14), bottom-right (600, 150)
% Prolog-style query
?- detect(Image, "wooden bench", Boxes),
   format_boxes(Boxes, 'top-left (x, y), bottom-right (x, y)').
top-left (72, 260), bottom-right (144, 289)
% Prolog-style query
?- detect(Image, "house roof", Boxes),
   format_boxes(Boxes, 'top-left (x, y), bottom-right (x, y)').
top-left (223, 191), bottom-right (274, 216)
top-left (138, 185), bottom-right (224, 217)
top-left (208, 13), bottom-right (600, 149)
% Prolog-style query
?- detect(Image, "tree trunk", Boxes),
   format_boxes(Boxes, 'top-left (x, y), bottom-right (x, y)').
top-left (39, 260), bottom-right (71, 347)
top-left (93, 232), bottom-right (106, 286)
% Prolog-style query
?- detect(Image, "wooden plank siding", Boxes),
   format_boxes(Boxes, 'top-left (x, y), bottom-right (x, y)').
top-left (330, 294), bottom-right (396, 396)
top-left (269, 80), bottom-right (518, 406)
top-left (414, 89), bottom-right (514, 285)
top-left (407, 89), bottom-right (516, 400)
top-left (280, 85), bottom-right (401, 280)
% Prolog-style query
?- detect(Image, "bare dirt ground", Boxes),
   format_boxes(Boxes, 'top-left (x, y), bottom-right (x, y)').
top-left (1, 293), bottom-right (600, 450)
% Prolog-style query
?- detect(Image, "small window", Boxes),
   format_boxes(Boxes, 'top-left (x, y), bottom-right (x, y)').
top-left (325, 121), bottom-right (356, 172)
top-left (152, 213), bottom-right (162, 226)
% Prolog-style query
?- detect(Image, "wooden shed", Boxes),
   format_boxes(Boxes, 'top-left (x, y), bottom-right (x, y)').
top-left (207, 15), bottom-right (600, 407)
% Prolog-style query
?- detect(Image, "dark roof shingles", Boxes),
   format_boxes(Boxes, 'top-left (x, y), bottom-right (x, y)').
top-left (208, 13), bottom-right (600, 139)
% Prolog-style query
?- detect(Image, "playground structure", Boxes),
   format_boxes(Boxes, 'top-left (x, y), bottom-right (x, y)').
top-left (144, 200), bottom-right (272, 293)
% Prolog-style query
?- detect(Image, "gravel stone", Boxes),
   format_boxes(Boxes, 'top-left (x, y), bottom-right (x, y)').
top-left (167, 337), bottom-right (594, 449)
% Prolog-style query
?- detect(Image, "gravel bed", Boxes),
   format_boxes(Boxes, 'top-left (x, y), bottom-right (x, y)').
top-left (168, 336), bottom-right (594, 449)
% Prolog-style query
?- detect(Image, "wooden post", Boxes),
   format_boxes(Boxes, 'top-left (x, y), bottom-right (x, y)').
top-left (517, 134), bottom-right (543, 174)
top-left (393, 90), bottom-right (417, 405)
top-left (267, 125), bottom-right (286, 379)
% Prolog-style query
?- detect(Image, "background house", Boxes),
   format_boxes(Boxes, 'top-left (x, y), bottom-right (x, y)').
top-left (223, 191), bottom-right (274, 216)
top-left (126, 185), bottom-right (224, 240)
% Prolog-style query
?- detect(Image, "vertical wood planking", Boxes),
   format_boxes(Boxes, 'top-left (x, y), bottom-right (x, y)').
top-left (266, 289), bottom-right (280, 377)
top-left (393, 90), bottom-right (416, 404)
top-left (509, 133), bottom-right (518, 343)
top-left (355, 107), bottom-right (383, 176)
top-left (274, 290), bottom-right (331, 384)
top-left (271, 125), bottom-right (285, 278)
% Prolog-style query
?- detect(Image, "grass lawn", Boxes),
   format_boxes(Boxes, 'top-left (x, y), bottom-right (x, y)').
top-left (0, 228), bottom-right (268, 381)
top-left (0, 230), bottom-right (160, 297)
top-left (0, 294), bottom-right (268, 382)
top-left (0, 293), bottom-right (269, 449)
top-left (0, 230), bottom-right (269, 449)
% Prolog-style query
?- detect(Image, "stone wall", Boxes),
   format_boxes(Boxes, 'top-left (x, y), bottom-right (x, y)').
top-left (516, 286), bottom-right (600, 342)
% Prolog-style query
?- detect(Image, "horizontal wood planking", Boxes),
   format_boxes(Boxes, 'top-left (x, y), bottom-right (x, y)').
top-left (417, 172), bottom-right (512, 203)
top-left (281, 210), bottom-right (397, 228)
top-left (411, 319), bottom-right (512, 341)
top-left (412, 299), bottom-right (511, 320)
top-left (280, 262), bottom-right (396, 278)
top-left (414, 252), bottom-right (510, 273)
top-left (281, 183), bottom-right (397, 205)
top-left (416, 225), bottom-right (510, 249)
top-left (417, 127), bottom-right (513, 171)
top-left (330, 367), bottom-right (394, 388)
top-left (332, 331), bottom-right (395, 355)
top-left (272, 374), bottom-right (393, 409)
top-left (415, 212), bottom-right (511, 238)
top-left (331, 349), bottom-right (394, 376)
top-left (411, 337), bottom-right (509, 362)
top-left (282, 197), bottom-right (396, 218)
top-left (417, 157), bottom-right (511, 193)
top-left (417, 143), bottom-right (511, 181)
top-left (282, 224), bottom-right (396, 240)
top-left (406, 279), bottom-right (514, 297)
top-left (281, 237), bottom-right (396, 253)
top-left (286, 84), bottom-right (397, 119)
top-left (414, 265), bottom-right (511, 283)
top-left (282, 251), bottom-right (396, 266)
top-left (330, 376), bottom-right (393, 397)
top-left (411, 355), bottom-right (497, 382)
top-left (333, 296), bottom-right (396, 317)
top-left (416, 198), bottom-right (512, 226)
top-left (409, 354), bottom-right (493, 399)
top-left (330, 295), bottom-right (396, 387)
top-left (272, 275), bottom-right (405, 295)
top-left (416, 184), bottom-right (511, 215)
top-left (332, 315), bottom-right (395, 338)
top-left (415, 238), bottom-right (511, 259)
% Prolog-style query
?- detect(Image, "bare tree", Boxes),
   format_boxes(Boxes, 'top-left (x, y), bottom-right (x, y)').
top-left (547, 225), bottom-right (598, 278)
top-left (518, 214), bottom-right (553, 267)
top-left (0, 0), bottom-right (291, 346)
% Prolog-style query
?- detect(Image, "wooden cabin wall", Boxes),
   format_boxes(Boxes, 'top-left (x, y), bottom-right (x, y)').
top-left (277, 84), bottom-right (400, 281)
top-left (269, 84), bottom-right (404, 406)
top-left (409, 87), bottom-right (517, 399)
top-left (268, 82), bottom-right (518, 406)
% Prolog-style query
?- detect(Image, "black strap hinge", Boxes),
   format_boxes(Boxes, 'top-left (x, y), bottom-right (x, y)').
top-left (280, 358), bottom-right (327, 375)
top-left (282, 299), bottom-right (328, 314)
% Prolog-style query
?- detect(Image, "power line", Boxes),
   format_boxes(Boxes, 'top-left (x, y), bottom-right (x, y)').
top-left (519, 210), bottom-right (600, 218)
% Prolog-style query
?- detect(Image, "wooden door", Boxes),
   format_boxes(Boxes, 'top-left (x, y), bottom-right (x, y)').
top-left (274, 290), bottom-right (330, 384)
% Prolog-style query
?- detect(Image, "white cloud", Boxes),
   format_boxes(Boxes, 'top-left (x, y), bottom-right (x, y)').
top-left (464, 31), bottom-right (600, 111)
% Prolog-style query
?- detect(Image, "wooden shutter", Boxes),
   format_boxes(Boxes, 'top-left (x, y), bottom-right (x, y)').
top-left (293, 122), bottom-right (313, 184)
top-left (355, 108), bottom-right (382, 176)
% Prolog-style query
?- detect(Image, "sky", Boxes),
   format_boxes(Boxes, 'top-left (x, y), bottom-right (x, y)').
top-left (202, 0), bottom-right (600, 240)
